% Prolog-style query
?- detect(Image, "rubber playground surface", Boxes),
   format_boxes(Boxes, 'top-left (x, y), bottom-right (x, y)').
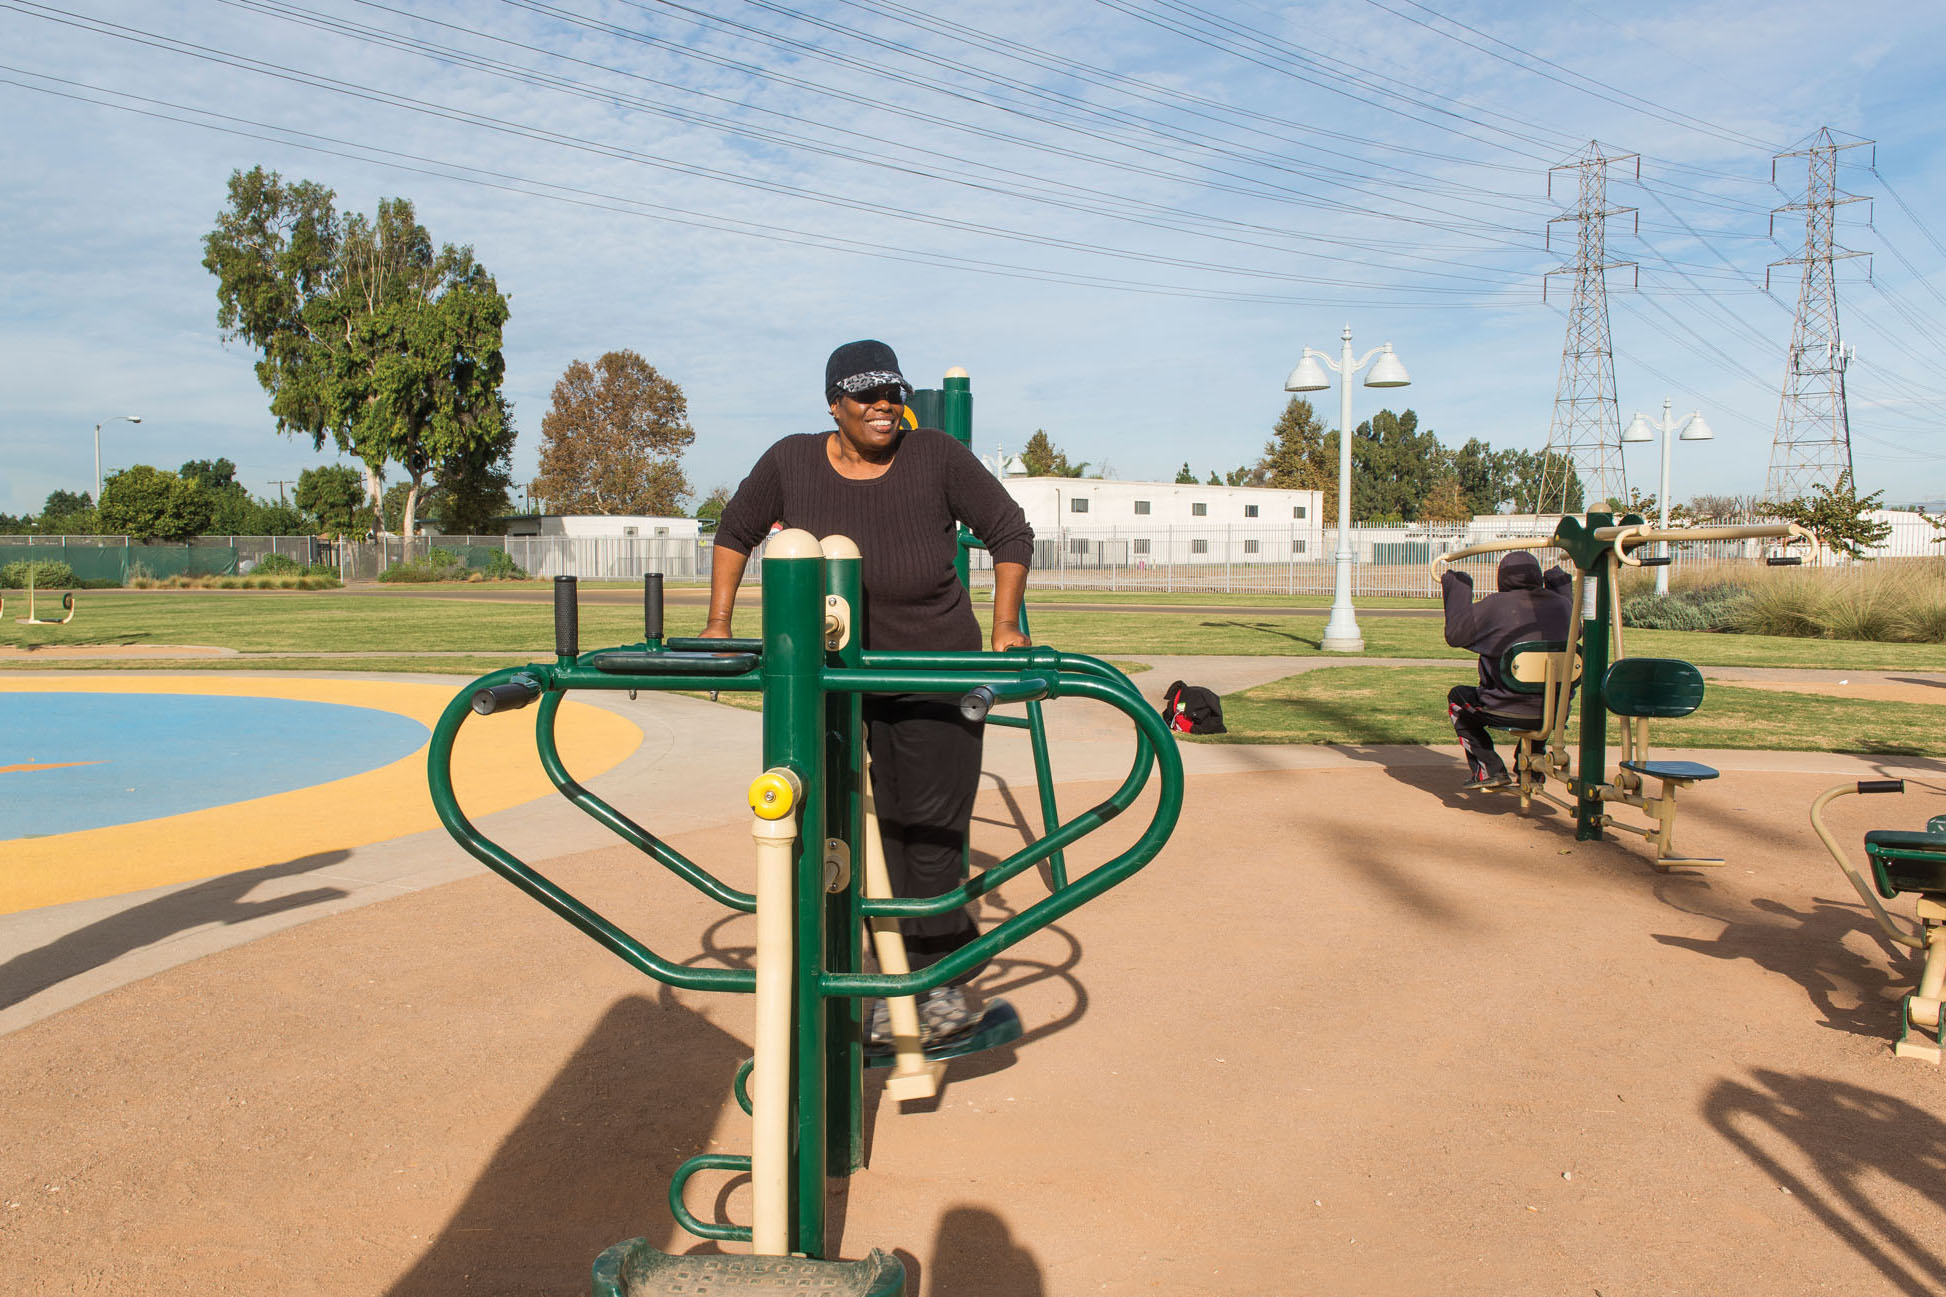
top-left (3, 666), bottom-right (1946, 1295)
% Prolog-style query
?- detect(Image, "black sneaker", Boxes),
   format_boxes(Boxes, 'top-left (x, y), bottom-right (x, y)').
top-left (1462, 771), bottom-right (1513, 791)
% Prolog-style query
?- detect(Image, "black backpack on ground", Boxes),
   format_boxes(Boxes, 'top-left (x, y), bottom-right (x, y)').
top-left (1160, 680), bottom-right (1226, 735)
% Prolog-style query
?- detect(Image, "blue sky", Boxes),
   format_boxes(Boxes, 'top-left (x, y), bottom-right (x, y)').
top-left (4, 0), bottom-right (1943, 520)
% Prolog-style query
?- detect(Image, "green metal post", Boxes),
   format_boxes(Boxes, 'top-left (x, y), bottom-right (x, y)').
top-left (940, 371), bottom-right (974, 590)
top-left (759, 536), bottom-right (828, 1257)
top-left (822, 545), bottom-right (866, 1177)
top-left (1573, 512), bottom-right (1615, 842)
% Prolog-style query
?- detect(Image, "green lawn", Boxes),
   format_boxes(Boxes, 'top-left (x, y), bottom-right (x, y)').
top-left (7, 588), bottom-right (1946, 675)
top-left (1219, 666), bottom-right (1943, 755)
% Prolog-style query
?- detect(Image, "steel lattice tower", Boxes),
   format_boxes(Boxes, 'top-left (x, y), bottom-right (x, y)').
top-left (1764, 128), bottom-right (1872, 501)
top-left (1536, 142), bottom-right (1638, 513)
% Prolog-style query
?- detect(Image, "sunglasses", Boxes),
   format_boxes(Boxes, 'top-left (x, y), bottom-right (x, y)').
top-left (843, 384), bottom-right (907, 407)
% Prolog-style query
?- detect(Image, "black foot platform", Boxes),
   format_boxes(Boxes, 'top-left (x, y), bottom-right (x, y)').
top-left (593, 1240), bottom-right (905, 1296)
top-left (864, 999), bottom-right (1023, 1069)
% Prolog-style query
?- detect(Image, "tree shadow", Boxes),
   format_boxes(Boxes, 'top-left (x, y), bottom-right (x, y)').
top-left (385, 990), bottom-right (751, 1297)
top-left (0, 853), bottom-right (352, 1010)
top-left (1704, 1068), bottom-right (1946, 1296)
top-left (1200, 619), bottom-right (1322, 650)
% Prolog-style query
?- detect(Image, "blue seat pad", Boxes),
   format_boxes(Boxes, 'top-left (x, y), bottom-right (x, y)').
top-left (1620, 759), bottom-right (1719, 782)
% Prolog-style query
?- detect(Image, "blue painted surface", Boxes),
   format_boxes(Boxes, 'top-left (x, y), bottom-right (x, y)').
top-left (0, 694), bottom-right (429, 840)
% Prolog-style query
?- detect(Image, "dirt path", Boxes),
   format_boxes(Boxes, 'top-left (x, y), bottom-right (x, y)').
top-left (4, 764), bottom-right (1944, 1296)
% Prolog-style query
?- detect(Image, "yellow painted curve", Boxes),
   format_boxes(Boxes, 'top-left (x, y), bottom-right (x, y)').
top-left (0, 676), bottom-right (642, 914)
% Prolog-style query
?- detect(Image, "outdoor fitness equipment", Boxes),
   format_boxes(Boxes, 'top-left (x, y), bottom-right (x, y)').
top-left (12, 562), bottom-right (76, 625)
top-left (1435, 512), bottom-right (1810, 869)
top-left (1810, 780), bottom-right (1946, 1062)
top-left (427, 534), bottom-right (1183, 1294)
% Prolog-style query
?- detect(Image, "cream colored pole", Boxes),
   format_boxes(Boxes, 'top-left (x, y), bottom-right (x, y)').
top-left (747, 770), bottom-right (801, 1256)
top-left (861, 749), bottom-right (944, 1101)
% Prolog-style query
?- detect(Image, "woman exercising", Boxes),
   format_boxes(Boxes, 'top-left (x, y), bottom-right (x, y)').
top-left (701, 340), bottom-right (1035, 1044)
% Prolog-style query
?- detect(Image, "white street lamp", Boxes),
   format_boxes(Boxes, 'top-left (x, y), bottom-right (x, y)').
top-left (1285, 325), bottom-right (1410, 652)
top-left (94, 414), bottom-right (144, 503)
top-left (1620, 398), bottom-right (1712, 596)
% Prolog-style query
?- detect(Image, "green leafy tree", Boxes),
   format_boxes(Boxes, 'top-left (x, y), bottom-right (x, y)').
top-left (427, 408), bottom-right (517, 534)
top-left (178, 458), bottom-right (259, 533)
top-left (295, 464), bottom-right (368, 538)
top-left (1420, 477), bottom-right (1472, 523)
top-left (203, 166), bottom-right (510, 539)
top-left (695, 485), bottom-right (731, 528)
top-left (1504, 450), bottom-right (1584, 515)
top-left (1020, 429), bottom-right (1087, 477)
top-left (1765, 471), bottom-right (1892, 558)
top-left (98, 466), bottom-right (215, 542)
top-left (37, 489), bottom-right (96, 534)
top-left (1255, 398), bottom-right (1333, 509)
top-left (533, 350), bottom-right (694, 514)
top-left (1206, 470), bottom-right (1221, 486)
top-left (1173, 462), bottom-right (1197, 485)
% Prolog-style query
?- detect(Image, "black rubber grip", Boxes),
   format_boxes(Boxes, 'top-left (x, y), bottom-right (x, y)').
top-left (1638, 556), bottom-right (1672, 567)
top-left (1858, 779), bottom-right (1906, 795)
top-left (553, 575), bottom-right (578, 657)
top-left (471, 678), bottom-right (541, 715)
top-left (644, 572), bottom-right (664, 640)
top-left (1767, 555), bottom-right (1803, 566)
top-left (960, 684), bottom-right (998, 722)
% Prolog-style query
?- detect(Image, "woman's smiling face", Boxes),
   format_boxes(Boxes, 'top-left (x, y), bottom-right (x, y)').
top-left (828, 383), bottom-right (906, 461)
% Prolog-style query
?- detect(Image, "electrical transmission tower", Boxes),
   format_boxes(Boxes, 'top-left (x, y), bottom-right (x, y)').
top-left (1764, 128), bottom-right (1873, 501)
top-left (1536, 142), bottom-right (1638, 513)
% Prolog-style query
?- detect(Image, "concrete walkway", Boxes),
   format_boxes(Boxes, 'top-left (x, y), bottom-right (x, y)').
top-left (5, 658), bottom-right (1945, 1039)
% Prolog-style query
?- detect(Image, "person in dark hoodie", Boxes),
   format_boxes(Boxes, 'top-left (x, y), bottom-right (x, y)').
top-left (1440, 550), bottom-right (1573, 790)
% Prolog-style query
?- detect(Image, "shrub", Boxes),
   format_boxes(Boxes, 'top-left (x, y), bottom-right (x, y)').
top-left (482, 549), bottom-right (527, 580)
top-left (251, 553), bottom-right (303, 575)
top-left (377, 562), bottom-right (442, 583)
top-left (1621, 583), bottom-right (1749, 632)
top-left (1, 559), bottom-right (77, 589)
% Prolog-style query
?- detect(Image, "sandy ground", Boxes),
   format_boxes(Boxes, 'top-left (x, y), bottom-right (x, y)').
top-left (4, 760), bottom-right (1946, 1296)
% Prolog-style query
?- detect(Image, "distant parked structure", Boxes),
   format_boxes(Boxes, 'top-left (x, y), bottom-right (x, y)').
top-left (999, 477), bottom-right (1325, 570)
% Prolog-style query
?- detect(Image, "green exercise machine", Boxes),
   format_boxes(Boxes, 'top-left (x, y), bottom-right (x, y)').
top-left (427, 532), bottom-right (1183, 1294)
top-left (12, 561), bottom-right (77, 625)
top-left (1811, 780), bottom-right (1946, 1063)
top-left (1436, 512), bottom-right (1810, 869)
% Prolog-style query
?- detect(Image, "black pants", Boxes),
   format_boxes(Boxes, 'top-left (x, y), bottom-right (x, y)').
top-left (864, 693), bottom-right (985, 981)
top-left (1447, 685), bottom-right (1538, 781)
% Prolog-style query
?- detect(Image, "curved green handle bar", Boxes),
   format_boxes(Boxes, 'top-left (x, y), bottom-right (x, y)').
top-left (583, 649), bottom-right (759, 676)
top-left (668, 1153), bottom-right (754, 1243)
top-left (665, 636), bottom-right (764, 653)
top-left (824, 668), bottom-right (1181, 998)
top-left (533, 692), bottom-right (756, 914)
top-left (427, 667), bottom-right (756, 995)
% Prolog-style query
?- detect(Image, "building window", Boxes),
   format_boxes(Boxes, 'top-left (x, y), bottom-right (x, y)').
top-left (1243, 539), bottom-right (1260, 554)
top-left (1068, 537), bottom-right (1090, 555)
top-left (1134, 499), bottom-right (1151, 515)
top-left (1293, 505), bottom-right (1306, 520)
top-left (1071, 497), bottom-right (1090, 513)
top-left (623, 526), bottom-right (639, 538)
top-left (1191, 502), bottom-right (1208, 517)
top-left (1292, 539), bottom-right (1307, 554)
top-left (1244, 504), bottom-right (1259, 519)
top-left (1133, 538), bottom-right (1150, 555)
top-left (655, 527), bottom-right (670, 537)
top-left (1191, 539), bottom-right (1209, 555)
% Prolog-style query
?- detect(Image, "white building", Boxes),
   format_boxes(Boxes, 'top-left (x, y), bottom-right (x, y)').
top-left (503, 514), bottom-right (702, 540)
top-left (999, 477), bottom-right (1325, 568)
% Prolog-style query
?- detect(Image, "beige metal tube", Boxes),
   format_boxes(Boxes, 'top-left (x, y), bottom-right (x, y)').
top-left (748, 775), bottom-right (801, 1257)
top-left (1591, 521), bottom-right (1812, 545)
top-left (1808, 784), bottom-right (1923, 949)
top-left (1432, 535), bottom-right (1559, 570)
top-left (860, 750), bottom-right (943, 1100)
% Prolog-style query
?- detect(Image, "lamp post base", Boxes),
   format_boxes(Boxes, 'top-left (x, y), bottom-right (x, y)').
top-left (1320, 634), bottom-right (1365, 653)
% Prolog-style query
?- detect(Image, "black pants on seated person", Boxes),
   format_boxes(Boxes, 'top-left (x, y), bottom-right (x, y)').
top-left (1447, 684), bottom-right (1539, 782)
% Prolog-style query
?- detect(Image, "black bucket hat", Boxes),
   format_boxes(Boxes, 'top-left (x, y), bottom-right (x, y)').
top-left (825, 339), bottom-right (912, 404)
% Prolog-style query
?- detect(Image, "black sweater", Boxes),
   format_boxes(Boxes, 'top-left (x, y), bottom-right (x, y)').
top-left (715, 428), bottom-right (1035, 651)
